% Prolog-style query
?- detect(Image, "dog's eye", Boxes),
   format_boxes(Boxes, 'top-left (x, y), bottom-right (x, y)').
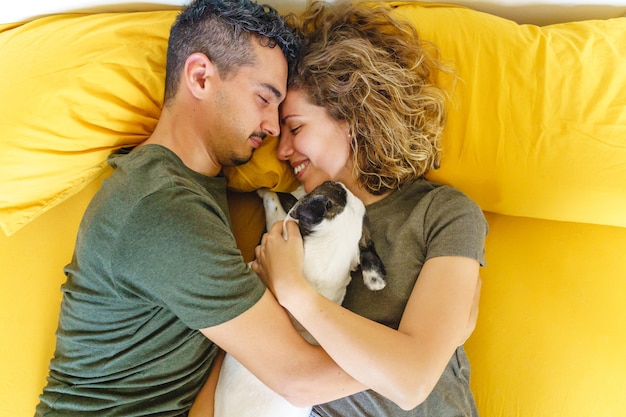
top-left (326, 200), bottom-right (333, 210)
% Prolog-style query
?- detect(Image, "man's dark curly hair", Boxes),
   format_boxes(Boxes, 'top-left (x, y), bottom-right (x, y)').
top-left (164, 0), bottom-right (300, 104)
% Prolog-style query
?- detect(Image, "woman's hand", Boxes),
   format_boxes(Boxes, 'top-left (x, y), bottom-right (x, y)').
top-left (250, 220), bottom-right (309, 306)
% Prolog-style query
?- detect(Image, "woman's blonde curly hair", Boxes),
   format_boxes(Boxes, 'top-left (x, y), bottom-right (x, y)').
top-left (286, 1), bottom-right (451, 194)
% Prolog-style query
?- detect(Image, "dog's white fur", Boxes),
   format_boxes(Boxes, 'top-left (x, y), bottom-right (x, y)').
top-left (214, 181), bottom-right (385, 417)
top-left (282, 185), bottom-right (368, 306)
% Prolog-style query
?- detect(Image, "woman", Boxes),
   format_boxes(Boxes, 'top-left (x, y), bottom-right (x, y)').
top-left (251, 1), bottom-right (488, 416)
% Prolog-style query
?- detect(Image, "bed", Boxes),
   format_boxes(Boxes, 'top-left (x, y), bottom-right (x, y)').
top-left (1, 1), bottom-right (625, 415)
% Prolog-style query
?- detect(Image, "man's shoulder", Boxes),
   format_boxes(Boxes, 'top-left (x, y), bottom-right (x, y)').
top-left (108, 145), bottom-right (227, 204)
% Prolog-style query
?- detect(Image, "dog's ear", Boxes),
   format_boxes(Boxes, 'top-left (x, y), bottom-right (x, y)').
top-left (276, 192), bottom-right (298, 213)
top-left (359, 214), bottom-right (387, 291)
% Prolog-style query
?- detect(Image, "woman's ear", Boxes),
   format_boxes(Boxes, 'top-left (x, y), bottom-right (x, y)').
top-left (184, 52), bottom-right (218, 99)
top-left (342, 121), bottom-right (353, 145)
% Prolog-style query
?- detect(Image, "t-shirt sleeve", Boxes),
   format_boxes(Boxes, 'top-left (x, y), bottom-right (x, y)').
top-left (111, 186), bottom-right (266, 330)
top-left (423, 186), bottom-right (488, 266)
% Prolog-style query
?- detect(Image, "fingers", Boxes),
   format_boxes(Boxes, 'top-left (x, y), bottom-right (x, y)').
top-left (250, 241), bottom-right (265, 274)
top-left (250, 253), bottom-right (266, 284)
top-left (250, 256), bottom-right (259, 273)
top-left (252, 221), bottom-right (302, 280)
top-left (268, 221), bottom-right (284, 235)
top-left (282, 219), bottom-right (301, 241)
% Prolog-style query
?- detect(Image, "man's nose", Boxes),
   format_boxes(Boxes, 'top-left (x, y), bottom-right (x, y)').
top-left (261, 110), bottom-right (280, 138)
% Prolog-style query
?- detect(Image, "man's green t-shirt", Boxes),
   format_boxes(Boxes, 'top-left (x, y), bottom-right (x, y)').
top-left (36, 145), bottom-right (266, 416)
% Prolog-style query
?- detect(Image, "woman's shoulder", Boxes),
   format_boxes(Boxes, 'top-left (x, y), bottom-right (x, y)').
top-left (399, 180), bottom-right (486, 229)
top-left (368, 179), bottom-right (485, 227)
top-left (396, 179), bottom-right (476, 206)
top-left (422, 180), bottom-right (477, 205)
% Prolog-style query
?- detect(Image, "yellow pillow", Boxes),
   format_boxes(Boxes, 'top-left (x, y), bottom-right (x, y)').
top-left (0, 12), bottom-right (173, 235)
top-left (0, 11), bottom-right (297, 236)
top-left (223, 136), bottom-right (299, 193)
top-left (388, 2), bottom-right (626, 228)
top-left (2, 4), bottom-right (625, 235)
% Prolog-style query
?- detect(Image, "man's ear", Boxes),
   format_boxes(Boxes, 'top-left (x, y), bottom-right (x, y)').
top-left (184, 52), bottom-right (218, 99)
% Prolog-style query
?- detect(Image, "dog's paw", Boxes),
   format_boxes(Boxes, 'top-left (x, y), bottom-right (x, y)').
top-left (260, 191), bottom-right (281, 213)
top-left (257, 189), bottom-right (287, 231)
top-left (359, 246), bottom-right (386, 291)
top-left (362, 269), bottom-right (386, 291)
top-left (257, 188), bottom-right (276, 209)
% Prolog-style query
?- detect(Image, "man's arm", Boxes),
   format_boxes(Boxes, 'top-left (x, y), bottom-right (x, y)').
top-left (188, 350), bottom-right (224, 417)
top-left (199, 289), bottom-right (366, 407)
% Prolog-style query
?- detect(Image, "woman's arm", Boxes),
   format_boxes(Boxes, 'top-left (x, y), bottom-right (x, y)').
top-left (253, 221), bottom-right (481, 410)
top-left (199, 289), bottom-right (366, 407)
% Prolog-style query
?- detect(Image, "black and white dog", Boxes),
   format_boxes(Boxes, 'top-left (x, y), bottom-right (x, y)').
top-left (213, 181), bottom-right (386, 417)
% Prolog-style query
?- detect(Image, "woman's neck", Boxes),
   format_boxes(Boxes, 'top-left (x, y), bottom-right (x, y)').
top-left (349, 184), bottom-right (392, 206)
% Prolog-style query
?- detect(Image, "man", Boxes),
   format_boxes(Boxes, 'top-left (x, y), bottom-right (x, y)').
top-left (35, 0), bottom-right (362, 415)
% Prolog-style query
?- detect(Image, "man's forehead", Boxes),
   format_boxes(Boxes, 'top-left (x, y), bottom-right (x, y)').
top-left (250, 41), bottom-right (288, 95)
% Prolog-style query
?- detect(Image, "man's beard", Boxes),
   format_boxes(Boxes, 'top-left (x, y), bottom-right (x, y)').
top-left (221, 132), bottom-right (265, 167)
top-left (223, 149), bottom-right (254, 167)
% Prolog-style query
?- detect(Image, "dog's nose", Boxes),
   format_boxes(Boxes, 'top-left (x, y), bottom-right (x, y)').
top-left (292, 196), bottom-right (328, 227)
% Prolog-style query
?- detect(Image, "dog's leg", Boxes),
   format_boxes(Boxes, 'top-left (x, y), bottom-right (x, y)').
top-left (256, 189), bottom-right (285, 232)
top-left (359, 214), bottom-right (387, 291)
top-left (256, 189), bottom-right (295, 231)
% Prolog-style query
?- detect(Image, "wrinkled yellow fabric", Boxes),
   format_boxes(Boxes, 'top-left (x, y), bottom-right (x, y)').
top-left (2, 4), bottom-right (626, 417)
top-left (0, 12), bottom-right (173, 235)
top-left (2, 5), bottom-right (625, 235)
top-left (388, 3), bottom-right (626, 228)
top-left (0, 11), bottom-right (297, 236)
